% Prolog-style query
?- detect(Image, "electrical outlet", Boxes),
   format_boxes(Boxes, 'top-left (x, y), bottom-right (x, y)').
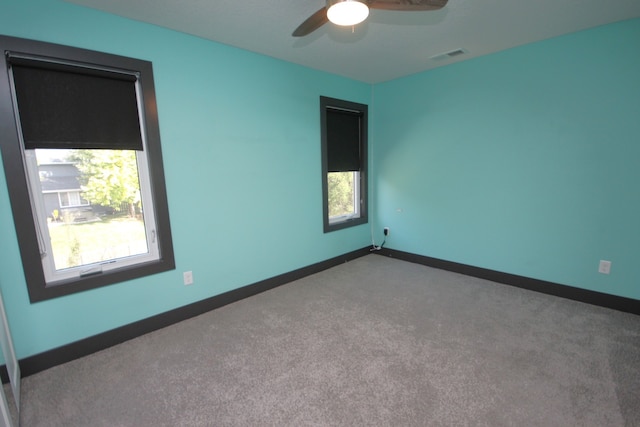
top-left (383, 227), bottom-right (390, 236)
top-left (598, 260), bottom-right (611, 275)
top-left (183, 271), bottom-right (194, 285)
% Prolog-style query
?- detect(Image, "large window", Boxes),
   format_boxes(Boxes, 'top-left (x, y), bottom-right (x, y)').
top-left (0, 36), bottom-right (175, 302)
top-left (320, 96), bottom-right (368, 232)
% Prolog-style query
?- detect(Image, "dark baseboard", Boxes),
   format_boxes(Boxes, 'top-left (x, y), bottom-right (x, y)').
top-left (7, 247), bottom-right (370, 381)
top-left (375, 248), bottom-right (639, 316)
top-left (6, 246), bottom-right (637, 383)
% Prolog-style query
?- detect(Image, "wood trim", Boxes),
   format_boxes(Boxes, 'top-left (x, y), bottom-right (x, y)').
top-left (4, 247), bottom-right (370, 380)
top-left (8, 245), bottom-right (636, 383)
top-left (374, 248), bottom-right (640, 315)
top-left (320, 96), bottom-right (368, 234)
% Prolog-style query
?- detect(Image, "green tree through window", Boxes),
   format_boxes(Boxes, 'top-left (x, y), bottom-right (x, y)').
top-left (69, 149), bottom-right (141, 217)
top-left (328, 171), bottom-right (355, 217)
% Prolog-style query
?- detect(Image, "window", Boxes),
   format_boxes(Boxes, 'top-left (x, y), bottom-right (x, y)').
top-left (320, 96), bottom-right (368, 232)
top-left (0, 35), bottom-right (175, 302)
top-left (58, 191), bottom-right (89, 208)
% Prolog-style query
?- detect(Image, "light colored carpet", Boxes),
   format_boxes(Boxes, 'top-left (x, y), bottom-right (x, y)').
top-left (17, 255), bottom-right (640, 426)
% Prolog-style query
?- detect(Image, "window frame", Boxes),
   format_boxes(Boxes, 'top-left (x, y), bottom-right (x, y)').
top-left (0, 35), bottom-right (175, 302)
top-left (320, 96), bottom-right (368, 233)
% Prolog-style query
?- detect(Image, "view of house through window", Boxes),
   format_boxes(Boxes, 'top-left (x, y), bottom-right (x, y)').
top-left (32, 148), bottom-right (151, 272)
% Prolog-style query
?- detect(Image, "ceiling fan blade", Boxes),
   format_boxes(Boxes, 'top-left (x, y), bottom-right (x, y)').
top-left (292, 7), bottom-right (329, 37)
top-left (368, 0), bottom-right (448, 11)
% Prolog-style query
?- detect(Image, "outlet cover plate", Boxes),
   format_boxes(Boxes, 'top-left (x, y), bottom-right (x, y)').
top-left (598, 260), bottom-right (611, 275)
top-left (183, 271), bottom-right (194, 285)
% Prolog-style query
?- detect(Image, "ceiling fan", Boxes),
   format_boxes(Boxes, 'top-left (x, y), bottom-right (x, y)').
top-left (292, 0), bottom-right (448, 37)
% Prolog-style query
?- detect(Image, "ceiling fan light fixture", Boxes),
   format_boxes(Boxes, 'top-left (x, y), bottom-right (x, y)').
top-left (327, 0), bottom-right (369, 27)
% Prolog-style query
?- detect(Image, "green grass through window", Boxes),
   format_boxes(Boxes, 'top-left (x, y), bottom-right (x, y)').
top-left (48, 217), bottom-right (148, 270)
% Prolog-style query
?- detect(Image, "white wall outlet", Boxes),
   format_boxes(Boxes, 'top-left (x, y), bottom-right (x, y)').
top-left (183, 271), bottom-right (194, 285)
top-left (598, 260), bottom-right (611, 275)
top-left (384, 227), bottom-right (390, 236)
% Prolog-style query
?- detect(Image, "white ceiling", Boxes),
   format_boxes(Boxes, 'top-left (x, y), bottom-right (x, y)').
top-left (66, 0), bottom-right (640, 83)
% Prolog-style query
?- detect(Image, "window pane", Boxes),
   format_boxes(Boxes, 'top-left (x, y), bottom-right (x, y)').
top-left (328, 171), bottom-right (356, 218)
top-left (58, 192), bottom-right (70, 207)
top-left (37, 149), bottom-right (149, 271)
top-left (68, 192), bottom-right (80, 206)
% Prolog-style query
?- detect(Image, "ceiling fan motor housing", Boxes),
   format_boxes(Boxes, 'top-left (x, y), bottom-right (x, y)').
top-left (326, 0), bottom-right (370, 26)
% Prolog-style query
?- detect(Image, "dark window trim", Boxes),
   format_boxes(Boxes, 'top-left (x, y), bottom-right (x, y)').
top-left (320, 96), bottom-right (368, 233)
top-left (0, 35), bottom-right (175, 303)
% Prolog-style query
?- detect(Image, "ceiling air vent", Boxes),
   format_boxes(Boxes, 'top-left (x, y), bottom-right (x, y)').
top-left (429, 48), bottom-right (467, 61)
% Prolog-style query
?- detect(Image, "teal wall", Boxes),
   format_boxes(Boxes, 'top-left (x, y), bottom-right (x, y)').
top-left (1, 0), bottom-right (638, 361)
top-left (0, 0), bottom-right (372, 358)
top-left (373, 18), bottom-right (640, 300)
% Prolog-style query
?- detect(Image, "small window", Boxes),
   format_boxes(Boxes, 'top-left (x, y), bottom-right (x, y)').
top-left (58, 191), bottom-right (89, 208)
top-left (320, 96), bottom-right (368, 232)
top-left (0, 35), bottom-right (175, 302)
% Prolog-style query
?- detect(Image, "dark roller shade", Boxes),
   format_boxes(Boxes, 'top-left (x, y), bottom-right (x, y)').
top-left (327, 108), bottom-right (361, 172)
top-left (10, 60), bottom-right (143, 150)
